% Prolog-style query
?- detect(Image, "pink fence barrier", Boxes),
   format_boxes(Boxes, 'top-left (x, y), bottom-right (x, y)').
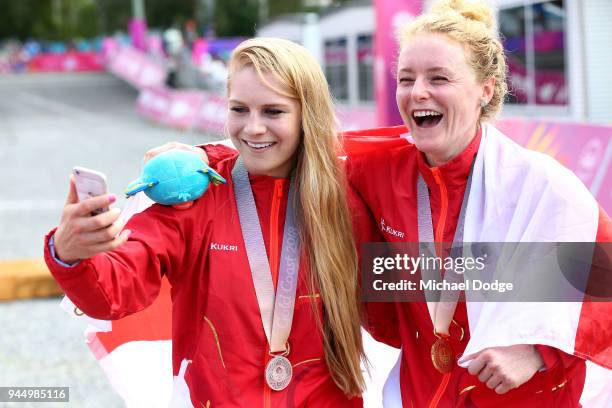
top-left (137, 87), bottom-right (208, 129)
top-left (107, 47), bottom-right (166, 89)
top-left (194, 93), bottom-right (227, 134)
top-left (27, 51), bottom-right (104, 72)
top-left (136, 87), bottom-right (172, 123)
top-left (136, 86), bottom-right (225, 132)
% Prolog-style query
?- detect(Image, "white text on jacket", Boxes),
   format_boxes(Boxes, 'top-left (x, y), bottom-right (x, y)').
top-left (209, 242), bottom-right (239, 252)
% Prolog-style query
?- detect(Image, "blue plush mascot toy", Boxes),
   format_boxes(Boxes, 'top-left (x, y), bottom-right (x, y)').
top-left (124, 150), bottom-right (226, 205)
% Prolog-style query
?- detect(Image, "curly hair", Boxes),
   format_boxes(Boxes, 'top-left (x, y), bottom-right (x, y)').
top-left (397, 0), bottom-right (508, 121)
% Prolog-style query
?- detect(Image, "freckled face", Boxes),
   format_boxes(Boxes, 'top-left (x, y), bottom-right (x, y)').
top-left (227, 66), bottom-right (302, 178)
top-left (396, 33), bottom-right (492, 166)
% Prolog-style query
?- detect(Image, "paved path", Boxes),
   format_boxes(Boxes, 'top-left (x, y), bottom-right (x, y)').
top-left (0, 72), bottom-right (219, 407)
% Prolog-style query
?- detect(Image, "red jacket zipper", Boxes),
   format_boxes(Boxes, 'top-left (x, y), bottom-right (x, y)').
top-left (264, 179), bottom-right (285, 408)
top-left (269, 180), bottom-right (284, 289)
top-left (429, 167), bottom-right (451, 408)
top-left (431, 168), bottom-right (448, 247)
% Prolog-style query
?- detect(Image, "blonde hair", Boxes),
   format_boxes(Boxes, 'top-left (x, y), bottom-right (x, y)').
top-left (397, 0), bottom-right (507, 121)
top-left (227, 38), bottom-right (365, 397)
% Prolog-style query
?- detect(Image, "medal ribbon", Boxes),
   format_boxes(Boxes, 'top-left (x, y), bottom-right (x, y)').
top-left (417, 165), bottom-right (473, 336)
top-left (232, 159), bottom-right (300, 354)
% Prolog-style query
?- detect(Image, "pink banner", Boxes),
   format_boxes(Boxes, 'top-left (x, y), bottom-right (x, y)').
top-left (137, 87), bottom-right (172, 122)
top-left (161, 90), bottom-right (206, 129)
top-left (599, 165), bottom-right (612, 214)
top-left (498, 118), bottom-right (611, 213)
top-left (373, 0), bottom-right (424, 127)
top-left (195, 93), bottom-right (228, 134)
top-left (137, 87), bottom-right (209, 130)
top-left (107, 47), bottom-right (166, 89)
top-left (27, 52), bottom-right (104, 72)
top-left (137, 87), bottom-right (224, 132)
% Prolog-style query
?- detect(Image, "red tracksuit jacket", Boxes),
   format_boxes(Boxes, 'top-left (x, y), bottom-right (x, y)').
top-left (44, 154), bottom-right (363, 408)
top-left (347, 130), bottom-right (612, 408)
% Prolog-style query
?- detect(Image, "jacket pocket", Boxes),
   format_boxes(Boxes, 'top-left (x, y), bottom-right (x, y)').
top-left (185, 315), bottom-right (229, 404)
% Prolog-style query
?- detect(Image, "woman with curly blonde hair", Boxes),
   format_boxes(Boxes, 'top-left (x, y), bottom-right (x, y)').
top-left (345, 0), bottom-right (612, 406)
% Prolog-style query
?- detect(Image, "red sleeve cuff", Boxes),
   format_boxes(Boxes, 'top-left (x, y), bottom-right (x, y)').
top-left (44, 228), bottom-right (88, 277)
top-left (535, 344), bottom-right (559, 370)
top-left (534, 344), bottom-right (583, 371)
top-left (44, 229), bottom-right (113, 318)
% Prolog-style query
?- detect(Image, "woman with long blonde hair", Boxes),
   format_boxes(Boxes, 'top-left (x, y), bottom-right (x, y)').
top-left (45, 38), bottom-right (367, 406)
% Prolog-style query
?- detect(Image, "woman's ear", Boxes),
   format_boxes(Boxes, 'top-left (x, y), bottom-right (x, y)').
top-left (481, 76), bottom-right (496, 105)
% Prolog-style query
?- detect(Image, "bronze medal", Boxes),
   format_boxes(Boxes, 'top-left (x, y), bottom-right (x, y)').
top-left (234, 160), bottom-right (299, 392)
top-left (431, 337), bottom-right (454, 374)
top-left (265, 355), bottom-right (293, 391)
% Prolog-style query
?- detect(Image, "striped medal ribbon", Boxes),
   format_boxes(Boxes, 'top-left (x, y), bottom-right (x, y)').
top-left (232, 158), bottom-right (300, 391)
top-left (417, 164), bottom-right (473, 374)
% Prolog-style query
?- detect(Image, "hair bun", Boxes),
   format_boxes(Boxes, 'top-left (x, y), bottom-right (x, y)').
top-left (431, 0), bottom-right (495, 30)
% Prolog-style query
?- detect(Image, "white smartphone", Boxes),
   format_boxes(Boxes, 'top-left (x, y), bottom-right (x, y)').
top-left (73, 166), bottom-right (109, 215)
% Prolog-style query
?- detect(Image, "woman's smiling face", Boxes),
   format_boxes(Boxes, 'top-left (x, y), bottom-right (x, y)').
top-left (396, 33), bottom-right (494, 166)
top-left (227, 66), bottom-right (302, 178)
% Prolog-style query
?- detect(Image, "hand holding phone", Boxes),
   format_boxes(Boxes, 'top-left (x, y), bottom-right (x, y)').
top-left (73, 166), bottom-right (109, 215)
top-left (53, 167), bottom-right (129, 264)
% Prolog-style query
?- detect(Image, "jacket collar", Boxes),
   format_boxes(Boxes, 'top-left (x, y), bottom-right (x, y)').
top-left (416, 128), bottom-right (482, 189)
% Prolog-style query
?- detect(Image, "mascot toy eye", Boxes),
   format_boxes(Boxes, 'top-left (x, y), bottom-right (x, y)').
top-left (125, 150), bottom-right (226, 205)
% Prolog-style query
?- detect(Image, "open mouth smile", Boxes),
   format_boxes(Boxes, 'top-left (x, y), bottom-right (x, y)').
top-left (412, 110), bottom-right (443, 128)
top-left (243, 140), bottom-right (277, 150)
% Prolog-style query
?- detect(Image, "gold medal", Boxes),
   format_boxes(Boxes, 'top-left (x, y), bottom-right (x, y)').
top-left (431, 336), bottom-right (454, 374)
top-left (265, 355), bottom-right (293, 391)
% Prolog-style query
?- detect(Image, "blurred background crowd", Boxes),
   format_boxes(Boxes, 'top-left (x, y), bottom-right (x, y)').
top-left (0, 0), bottom-right (359, 92)
top-left (1, 1), bottom-right (610, 407)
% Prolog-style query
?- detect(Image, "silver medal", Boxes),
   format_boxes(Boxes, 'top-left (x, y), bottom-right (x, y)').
top-left (265, 355), bottom-right (293, 391)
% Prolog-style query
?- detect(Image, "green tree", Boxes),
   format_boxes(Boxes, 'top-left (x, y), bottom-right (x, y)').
top-left (146, 0), bottom-right (197, 29)
top-left (95, 0), bottom-right (131, 35)
top-left (0, 0), bottom-right (51, 40)
top-left (213, 0), bottom-right (259, 37)
top-left (268, 0), bottom-right (303, 19)
top-left (0, 0), bottom-right (355, 42)
top-left (0, 0), bottom-right (103, 41)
